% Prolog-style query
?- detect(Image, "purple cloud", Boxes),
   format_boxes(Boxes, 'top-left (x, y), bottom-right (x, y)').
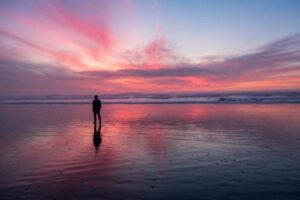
top-left (0, 34), bottom-right (299, 95)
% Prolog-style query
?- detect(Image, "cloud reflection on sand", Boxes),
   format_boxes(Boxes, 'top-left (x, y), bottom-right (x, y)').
top-left (0, 104), bottom-right (300, 199)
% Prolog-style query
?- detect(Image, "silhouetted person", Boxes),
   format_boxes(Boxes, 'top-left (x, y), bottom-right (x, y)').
top-left (93, 95), bottom-right (102, 125)
top-left (93, 122), bottom-right (102, 151)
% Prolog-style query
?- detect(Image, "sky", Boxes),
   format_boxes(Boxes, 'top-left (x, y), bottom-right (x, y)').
top-left (0, 0), bottom-right (299, 96)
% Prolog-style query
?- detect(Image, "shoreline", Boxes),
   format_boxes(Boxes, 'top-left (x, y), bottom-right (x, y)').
top-left (1, 101), bottom-right (300, 105)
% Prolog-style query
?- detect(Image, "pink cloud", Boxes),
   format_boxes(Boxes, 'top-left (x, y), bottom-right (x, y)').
top-left (0, 1), bottom-right (299, 95)
top-left (122, 35), bottom-right (179, 68)
top-left (44, 1), bottom-right (114, 51)
top-left (0, 0), bottom-right (116, 71)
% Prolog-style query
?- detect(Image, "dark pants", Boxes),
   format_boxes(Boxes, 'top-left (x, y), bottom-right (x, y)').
top-left (93, 111), bottom-right (101, 124)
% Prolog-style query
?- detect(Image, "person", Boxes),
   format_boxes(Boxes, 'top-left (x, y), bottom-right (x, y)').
top-left (93, 95), bottom-right (101, 124)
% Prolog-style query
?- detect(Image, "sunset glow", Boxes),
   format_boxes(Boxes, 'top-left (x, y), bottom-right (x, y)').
top-left (0, 0), bottom-right (299, 95)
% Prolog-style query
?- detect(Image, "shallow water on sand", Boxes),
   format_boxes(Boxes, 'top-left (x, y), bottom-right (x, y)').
top-left (0, 104), bottom-right (300, 200)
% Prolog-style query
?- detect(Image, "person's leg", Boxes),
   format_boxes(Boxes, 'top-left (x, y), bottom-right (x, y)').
top-left (97, 112), bottom-right (101, 129)
top-left (93, 112), bottom-right (96, 123)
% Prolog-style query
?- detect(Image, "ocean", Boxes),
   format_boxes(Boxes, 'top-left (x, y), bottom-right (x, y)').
top-left (1, 92), bottom-right (300, 104)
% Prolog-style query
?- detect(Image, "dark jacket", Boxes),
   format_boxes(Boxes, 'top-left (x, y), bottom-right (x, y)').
top-left (93, 99), bottom-right (101, 113)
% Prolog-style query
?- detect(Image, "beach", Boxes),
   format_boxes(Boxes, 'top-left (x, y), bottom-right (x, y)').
top-left (0, 104), bottom-right (300, 199)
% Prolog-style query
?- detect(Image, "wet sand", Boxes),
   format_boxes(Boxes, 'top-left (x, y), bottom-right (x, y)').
top-left (0, 104), bottom-right (300, 199)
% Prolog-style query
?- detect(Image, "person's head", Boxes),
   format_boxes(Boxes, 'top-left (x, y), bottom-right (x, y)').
top-left (94, 95), bottom-right (98, 100)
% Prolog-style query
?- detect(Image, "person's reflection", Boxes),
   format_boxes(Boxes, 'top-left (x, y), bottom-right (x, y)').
top-left (93, 123), bottom-right (102, 152)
